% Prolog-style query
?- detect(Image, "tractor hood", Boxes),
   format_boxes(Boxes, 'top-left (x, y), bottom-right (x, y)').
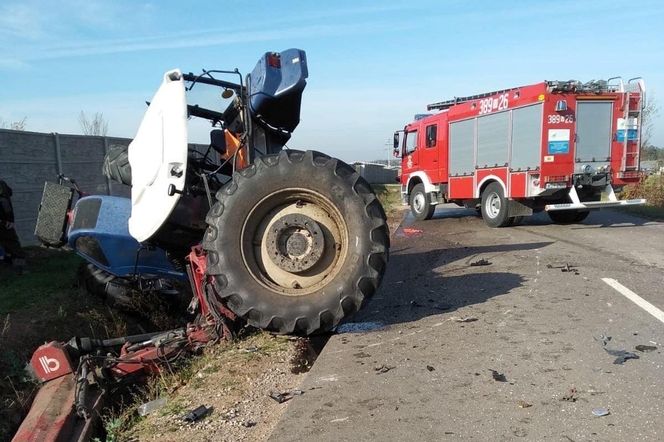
top-left (128, 69), bottom-right (188, 242)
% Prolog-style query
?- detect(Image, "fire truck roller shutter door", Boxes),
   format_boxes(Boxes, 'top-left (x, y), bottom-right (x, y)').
top-left (449, 119), bottom-right (475, 176)
top-left (477, 111), bottom-right (509, 169)
top-left (576, 101), bottom-right (612, 164)
top-left (511, 104), bottom-right (543, 171)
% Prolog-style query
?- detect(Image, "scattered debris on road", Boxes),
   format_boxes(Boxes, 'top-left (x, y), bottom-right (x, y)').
top-left (596, 335), bottom-right (640, 364)
top-left (182, 405), bottom-right (213, 423)
top-left (546, 263), bottom-right (579, 275)
top-left (592, 407), bottom-right (610, 417)
top-left (635, 344), bottom-right (657, 352)
top-left (489, 369), bottom-right (507, 382)
top-left (374, 364), bottom-right (395, 374)
top-left (242, 420), bottom-right (257, 428)
top-left (452, 316), bottom-right (478, 323)
top-left (561, 387), bottom-right (578, 402)
top-left (426, 365), bottom-right (435, 372)
top-left (336, 321), bottom-right (385, 334)
top-left (268, 389), bottom-right (304, 403)
top-left (470, 258), bottom-right (491, 267)
top-left (401, 227), bottom-right (423, 237)
top-left (517, 400), bottom-right (532, 408)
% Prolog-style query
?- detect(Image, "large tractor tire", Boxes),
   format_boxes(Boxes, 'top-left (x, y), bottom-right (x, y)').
top-left (409, 183), bottom-right (435, 221)
top-left (202, 150), bottom-right (390, 335)
top-left (78, 263), bottom-right (133, 309)
top-left (548, 210), bottom-right (590, 224)
top-left (480, 182), bottom-right (511, 228)
top-left (102, 144), bottom-right (132, 186)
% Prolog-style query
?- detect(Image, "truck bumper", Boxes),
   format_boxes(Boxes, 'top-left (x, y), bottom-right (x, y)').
top-left (545, 184), bottom-right (646, 212)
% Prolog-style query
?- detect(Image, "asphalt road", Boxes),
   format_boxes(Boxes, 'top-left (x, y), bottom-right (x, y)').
top-left (270, 206), bottom-right (664, 441)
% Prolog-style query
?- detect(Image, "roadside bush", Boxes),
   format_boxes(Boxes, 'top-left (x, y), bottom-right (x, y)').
top-left (622, 174), bottom-right (664, 207)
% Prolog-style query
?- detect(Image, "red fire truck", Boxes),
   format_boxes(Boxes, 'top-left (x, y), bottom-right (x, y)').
top-left (394, 78), bottom-right (647, 227)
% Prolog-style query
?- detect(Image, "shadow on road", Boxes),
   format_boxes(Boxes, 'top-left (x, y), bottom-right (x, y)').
top-left (354, 241), bottom-right (552, 327)
top-left (427, 205), bottom-right (656, 229)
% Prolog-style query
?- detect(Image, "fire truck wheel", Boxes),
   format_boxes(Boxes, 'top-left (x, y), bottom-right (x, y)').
top-left (102, 144), bottom-right (132, 186)
top-left (409, 184), bottom-right (435, 221)
top-left (480, 182), bottom-right (511, 228)
top-left (548, 210), bottom-right (590, 224)
top-left (203, 150), bottom-right (390, 335)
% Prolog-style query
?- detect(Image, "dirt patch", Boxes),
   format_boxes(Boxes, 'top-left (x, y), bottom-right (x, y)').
top-left (117, 333), bottom-right (312, 442)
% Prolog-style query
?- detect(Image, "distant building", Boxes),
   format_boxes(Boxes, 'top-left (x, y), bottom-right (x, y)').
top-left (353, 162), bottom-right (400, 184)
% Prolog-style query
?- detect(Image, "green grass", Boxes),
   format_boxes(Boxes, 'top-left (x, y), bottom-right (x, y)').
top-left (372, 183), bottom-right (403, 213)
top-left (0, 247), bottom-right (83, 314)
top-left (618, 174), bottom-right (664, 221)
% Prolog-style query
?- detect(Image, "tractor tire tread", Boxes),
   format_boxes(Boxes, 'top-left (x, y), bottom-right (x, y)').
top-left (202, 149), bottom-right (389, 335)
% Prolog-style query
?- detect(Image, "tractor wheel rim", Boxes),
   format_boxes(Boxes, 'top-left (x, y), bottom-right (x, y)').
top-left (413, 193), bottom-right (425, 213)
top-left (241, 188), bottom-right (348, 296)
top-left (486, 193), bottom-right (501, 218)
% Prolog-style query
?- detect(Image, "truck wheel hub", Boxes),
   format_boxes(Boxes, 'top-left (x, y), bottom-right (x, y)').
top-left (266, 213), bottom-right (324, 272)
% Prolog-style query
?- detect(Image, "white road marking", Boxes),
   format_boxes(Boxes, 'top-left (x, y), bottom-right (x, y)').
top-left (602, 278), bottom-right (664, 324)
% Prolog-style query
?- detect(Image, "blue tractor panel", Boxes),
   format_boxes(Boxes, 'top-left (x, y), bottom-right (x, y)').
top-left (249, 48), bottom-right (308, 133)
top-left (67, 196), bottom-right (186, 280)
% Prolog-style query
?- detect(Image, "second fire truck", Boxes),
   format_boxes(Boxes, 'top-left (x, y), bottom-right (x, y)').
top-left (395, 78), bottom-right (647, 226)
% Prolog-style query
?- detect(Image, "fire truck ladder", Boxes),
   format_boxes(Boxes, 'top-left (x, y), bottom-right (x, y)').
top-left (620, 77), bottom-right (646, 176)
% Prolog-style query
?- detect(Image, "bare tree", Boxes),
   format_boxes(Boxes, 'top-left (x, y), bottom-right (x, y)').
top-left (79, 111), bottom-right (108, 136)
top-left (641, 94), bottom-right (659, 149)
top-left (0, 117), bottom-right (27, 130)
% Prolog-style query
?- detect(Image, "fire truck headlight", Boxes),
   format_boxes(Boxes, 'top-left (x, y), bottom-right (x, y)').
top-left (582, 164), bottom-right (592, 174)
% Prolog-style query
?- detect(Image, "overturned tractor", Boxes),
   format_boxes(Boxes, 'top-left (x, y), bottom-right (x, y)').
top-left (17, 49), bottom-right (389, 441)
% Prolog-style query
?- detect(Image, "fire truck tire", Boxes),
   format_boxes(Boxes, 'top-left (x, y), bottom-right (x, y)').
top-left (203, 150), bottom-right (390, 335)
top-left (409, 184), bottom-right (435, 220)
top-left (102, 144), bottom-right (132, 186)
top-left (548, 210), bottom-right (590, 224)
top-left (480, 182), bottom-right (511, 228)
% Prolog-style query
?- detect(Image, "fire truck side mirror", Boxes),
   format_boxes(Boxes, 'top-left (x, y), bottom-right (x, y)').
top-left (393, 132), bottom-right (401, 157)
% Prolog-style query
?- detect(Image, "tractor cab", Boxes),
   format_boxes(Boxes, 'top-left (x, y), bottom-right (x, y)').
top-left (128, 49), bottom-right (309, 245)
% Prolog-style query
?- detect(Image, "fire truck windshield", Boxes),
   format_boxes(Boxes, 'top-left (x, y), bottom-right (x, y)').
top-left (404, 130), bottom-right (418, 156)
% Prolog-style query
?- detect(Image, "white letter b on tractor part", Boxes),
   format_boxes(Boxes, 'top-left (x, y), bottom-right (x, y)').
top-left (39, 355), bottom-right (61, 374)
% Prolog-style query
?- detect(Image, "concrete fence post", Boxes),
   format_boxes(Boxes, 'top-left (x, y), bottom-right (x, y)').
top-left (103, 136), bottom-right (112, 195)
top-left (53, 132), bottom-right (63, 175)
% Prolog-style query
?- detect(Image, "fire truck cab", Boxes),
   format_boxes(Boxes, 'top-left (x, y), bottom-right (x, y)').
top-left (395, 78), bottom-right (647, 227)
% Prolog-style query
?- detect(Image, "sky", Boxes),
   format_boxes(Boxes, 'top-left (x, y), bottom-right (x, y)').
top-left (1, 0), bottom-right (664, 163)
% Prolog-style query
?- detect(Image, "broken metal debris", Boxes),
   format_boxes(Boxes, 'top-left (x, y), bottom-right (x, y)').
top-left (374, 364), bottom-right (395, 374)
top-left (268, 389), bottom-right (304, 403)
top-left (592, 407), bottom-right (610, 417)
top-left (182, 405), bottom-right (213, 423)
top-left (517, 400), bottom-right (532, 408)
top-left (546, 263), bottom-right (579, 275)
top-left (635, 344), bottom-right (657, 352)
top-left (470, 258), bottom-right (491, 267)
top-left (426, 365), bottom-right (435, 372)
top-left (242, 346), bottom-right (259, 353)
top-left (595, 335), bottom-right (640, 364)
top-left (489, 369), bottom-right (507, 382)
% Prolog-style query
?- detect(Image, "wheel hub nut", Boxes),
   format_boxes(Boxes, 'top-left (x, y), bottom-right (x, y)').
top-left (266, 213), bottom-right (325, 273)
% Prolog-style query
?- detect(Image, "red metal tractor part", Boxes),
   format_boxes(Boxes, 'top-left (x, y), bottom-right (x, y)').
top-left (12, 247), bottom-right (238, 442)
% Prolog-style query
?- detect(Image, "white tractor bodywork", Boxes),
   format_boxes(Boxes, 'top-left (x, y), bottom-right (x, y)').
top-left (128, 69), bottom-right (188, 242)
